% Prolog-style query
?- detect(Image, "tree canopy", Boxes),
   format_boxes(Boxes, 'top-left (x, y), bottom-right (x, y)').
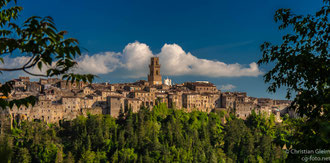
top-left (258, 0), bottom-right (330, 119)
top-left (258, 0), bottom-right (330, 159)
top-left (0, 104), bottom-right (288, 162)
top-left (0, 0), bottom-right (95, 109)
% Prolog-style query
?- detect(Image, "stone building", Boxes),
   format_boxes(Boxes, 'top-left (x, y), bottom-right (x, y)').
top-left (183, 93), bottom-right (202, 111)
top-left (83, 86), bottom-right (94, 95)
top-left (185, 81), bottom-right (218, 93)
top-left (62, 96), bottom-right (82, 113)
top-left (101, 90), bottom-right (122, 101)
top-left (107, 96), bottom-right (125, 118)
top-left (168, 92), bottom-right (183, 109)
top-left (155, 93), bottom-right (168, 104)
top-left (221, 92), bottom-right (237, 109)
top-left (12, 78), bottom-right (27, 91)
top-left (182, 93), bottom-right (215, 112)
top-left (80, 96), bottom-right (96, 109)
top-left (234, 102), bottom-right (255, 119)
top-left (27, 82), bottom-right (42, 92)
top-left (148, 57), bottom-right (162, 85)
top-left (206, 93), bottom-right (222, 109)
top-left (0, 55), bottom-right (293, 130)
top-left (129, 90), bottom-right (155, 107)
top-left (124, 85), bottom-right (143, 92)
top-left (125, 98), bottom-right (143, 113)
top-left (0, 96), bottom-right (102, 126)
top-left (258, 98), bottom-right (274, 106)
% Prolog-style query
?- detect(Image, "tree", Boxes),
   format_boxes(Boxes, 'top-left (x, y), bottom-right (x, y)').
top-left (224, 119), bottom-right (249, 161)
top-left (258, 0), bottom-right (329, 118)
top-left (118, 148), bottom-right (138, 162)
top-left (14, 148), bottom-right (31, 163)
top-left (63, 152), bottom-right (75, 163)
top-left (246, 110), bottom-right (276, 137)
top-left (0, 135), bottom-right (13, 163)
top-left (0, 0), bottom-right (95, 109)
top-left (258, 0), bottom-right (330, 157)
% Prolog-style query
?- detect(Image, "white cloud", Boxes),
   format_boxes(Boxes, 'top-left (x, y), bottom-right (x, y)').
top-left (0, 56), bottom-right (47, 80)
top-left (72, 42), bottom-right (153, 78)
top-left (75, 52), bottom-right (122, 74)
top-left (158, 43), bottom-right (262, 77)
top-left (0, 41), bottom-right (263, 80)
top-left (220, 84), bottom-right (236, 90)
top-left (0, 56), bottom-right (31, 69)
top-left (123, 42), bottom-right (153, 70)
top-left (122, 42), bottom-right (153, 78)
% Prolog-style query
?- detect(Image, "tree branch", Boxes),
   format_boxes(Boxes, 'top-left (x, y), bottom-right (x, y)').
top-left (0, 56), bottom-right (38, 71)
top-left (23, 69), bottom-right (47, 77)
top-left (22, 55), bottom-right (35, 68)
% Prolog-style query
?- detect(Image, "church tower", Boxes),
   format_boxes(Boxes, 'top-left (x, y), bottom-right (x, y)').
top-left (148, 57), bottom-right (162, 85)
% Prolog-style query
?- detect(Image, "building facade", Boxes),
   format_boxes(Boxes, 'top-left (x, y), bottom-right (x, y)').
top-left (0, 56), bottom-right (292, 130)
top-left (148, 57), bottom-right (162, 85)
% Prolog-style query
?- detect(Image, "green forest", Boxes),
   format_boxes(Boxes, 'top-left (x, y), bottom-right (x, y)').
top-left (0, 103), bottom-right (310, 163)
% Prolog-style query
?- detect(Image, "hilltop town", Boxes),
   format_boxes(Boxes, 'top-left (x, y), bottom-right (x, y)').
top-left (0, 57), bottom-right (293, 130)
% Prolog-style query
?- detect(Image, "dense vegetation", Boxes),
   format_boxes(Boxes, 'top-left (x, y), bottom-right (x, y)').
top-left (258, 0), bottom-right (330, 159)
top-left (0, 103), bottom-right (301, 163)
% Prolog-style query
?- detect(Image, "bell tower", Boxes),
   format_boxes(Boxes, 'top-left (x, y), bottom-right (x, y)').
top-left (148, 57), bottom-right (162, 85)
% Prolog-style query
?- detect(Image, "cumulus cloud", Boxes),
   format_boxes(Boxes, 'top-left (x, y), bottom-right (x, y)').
top-left (220, 84), bottom-right (236, 91)
top-left (74, 42), bottom-right (262, 78)
top-left (71, 42), bottom-right (153, 78)
top-left (122, 42), bottom-right (153, 78)
top-left (158, 43), bottom-right (261, 77)
top-left (123, 42), bottom-right (153, 71)
top-left (75, 52), bottom-right (122, 74)
top-left (0, 41), bottom-right (263, 80)
top-left (0, 56), bottom-right (47, 80)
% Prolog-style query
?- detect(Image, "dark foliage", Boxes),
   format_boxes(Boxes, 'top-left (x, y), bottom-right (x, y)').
top-left (0, 104), bottom-right (288, 162)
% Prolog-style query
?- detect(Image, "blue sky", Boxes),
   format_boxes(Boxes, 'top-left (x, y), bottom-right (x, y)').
top-left (2, 0), bottom-right (325, 99)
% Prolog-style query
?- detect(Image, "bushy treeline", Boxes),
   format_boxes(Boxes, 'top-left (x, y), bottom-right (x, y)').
top-left (1, 103), bottom-right (297, 163)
